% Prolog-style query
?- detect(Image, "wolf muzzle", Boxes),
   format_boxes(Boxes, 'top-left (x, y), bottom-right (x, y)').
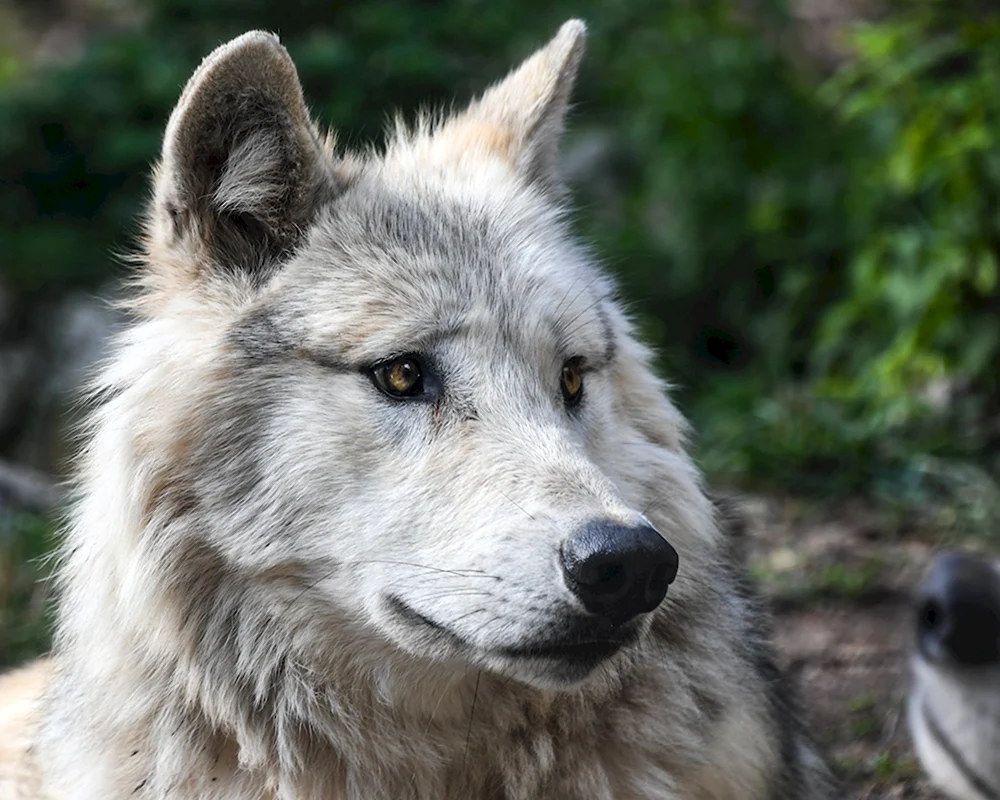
top-left (916, 550), bottom-right (1000, 667)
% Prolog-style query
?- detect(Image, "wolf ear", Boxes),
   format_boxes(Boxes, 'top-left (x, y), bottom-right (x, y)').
top-left (150, 31), bottom-right (336, 283)
top-left (441, 20), bottom-right (585, 194)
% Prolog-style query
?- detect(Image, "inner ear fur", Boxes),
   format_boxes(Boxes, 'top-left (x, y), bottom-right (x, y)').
top-left (434, 19), bottom-right (586, 194)
top-left (150, 31), bottom-right (337, 282)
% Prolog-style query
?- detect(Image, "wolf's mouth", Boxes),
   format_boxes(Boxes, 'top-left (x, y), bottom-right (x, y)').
top-left (386, 595), bottom-right (466, 642)
top-left (498, 627), bottom-right (639, 663)
top-left (386, 594), bottom-right (638, 666)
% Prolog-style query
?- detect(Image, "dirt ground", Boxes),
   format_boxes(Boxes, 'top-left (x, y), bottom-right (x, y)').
top-left (738, 493), bottom-right (947, 798)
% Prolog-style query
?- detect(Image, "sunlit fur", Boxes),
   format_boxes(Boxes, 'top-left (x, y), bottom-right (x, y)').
top-left (0, 23), bottom-right (832, 798)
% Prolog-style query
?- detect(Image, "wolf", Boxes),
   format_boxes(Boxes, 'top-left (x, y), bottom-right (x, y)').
top-left (910, 550), bottom-right (1000, 800)
top-left (0, 21), bottom-right (834, 799)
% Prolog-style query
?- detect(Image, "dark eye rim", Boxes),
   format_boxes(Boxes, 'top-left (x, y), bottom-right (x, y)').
top-left (561, 356), bottom-right (586, 408)
top-left (369, 353), bottom-right (432, 400)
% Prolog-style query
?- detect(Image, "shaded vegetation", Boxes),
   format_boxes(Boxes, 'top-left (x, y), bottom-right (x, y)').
top-left (0, 512), bottom-right (55, 666)
top-left (3, 1), bottom-right (999, 497)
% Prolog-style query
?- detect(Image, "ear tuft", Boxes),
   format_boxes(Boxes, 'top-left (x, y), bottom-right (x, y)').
top-left (151, 31), bottom-right (337, 284)
top-left (436, 19), bottom-right (586, 194)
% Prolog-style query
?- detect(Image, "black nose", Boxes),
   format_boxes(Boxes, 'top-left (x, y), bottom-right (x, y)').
top-left (561, 520), bottom-right (679, 625)
top-left (916, 551), bottom-right (1000, 667)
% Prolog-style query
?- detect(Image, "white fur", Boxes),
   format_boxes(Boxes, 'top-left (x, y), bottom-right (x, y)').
top-left (0, 23), bottom-right (831, 799)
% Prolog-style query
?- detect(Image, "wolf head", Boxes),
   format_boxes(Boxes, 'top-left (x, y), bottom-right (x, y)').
top-left (910, 551), bottom-right (1000, 799)
top-left (71, 22), bottom-right (718, 697)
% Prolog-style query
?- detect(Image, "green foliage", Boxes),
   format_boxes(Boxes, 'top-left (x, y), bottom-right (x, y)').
top-left (697, 1), bottom-right (1000, 502)
top-left (593, 1), bottom-right (850, 385)
top-left (815, 2), bottom-right (1000, 427)
top-left (7, 0), bottom-right (696, 296)
top-left (847, 693), bottom-right (878, 738)
top-left (0, 514), bottom-right (55, 667)
top-left (865, 752), bottom-right (920, 783)
top-left (2, 0), bottom-right (1000, 503)
top-left (0, 0), bottom-right (843, 342)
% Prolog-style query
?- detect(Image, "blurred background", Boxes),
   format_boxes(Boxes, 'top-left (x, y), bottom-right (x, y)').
top-left (1, 0), bottom-right (998, 795)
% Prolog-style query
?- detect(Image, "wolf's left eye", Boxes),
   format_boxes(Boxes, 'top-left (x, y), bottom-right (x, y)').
top-left (561, 359), bottom-right (584, 407)
top-left (371, 355), bottom-right (425, 399)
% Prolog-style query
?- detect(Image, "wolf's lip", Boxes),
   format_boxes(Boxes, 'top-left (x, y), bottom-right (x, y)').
top-left (500, 637), bottom-right (628, 663)
top-left (500, 623), bottom-right (641, 664)
top-left (386, 595), bottom-right (455, 636)
top-left (386, 594), bottom-right (638, 664)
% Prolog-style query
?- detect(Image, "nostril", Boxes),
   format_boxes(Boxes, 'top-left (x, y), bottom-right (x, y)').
top-left (916, 551), bottom-right (1000, 666)
top-left (577, 559), bottom-right (628, 597)
top-left (917, 596), bottom-right (951, 662)
top-left (920, 598), bottom-right (944, 634)
top-left (645, 562), bottom-right (672, 606)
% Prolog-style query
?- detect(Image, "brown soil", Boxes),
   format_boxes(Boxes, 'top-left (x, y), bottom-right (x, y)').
top-left (739, 494), bottom-right (947, 798)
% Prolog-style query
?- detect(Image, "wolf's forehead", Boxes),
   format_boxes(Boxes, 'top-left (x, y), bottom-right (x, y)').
top-left (311, 176), bottom-right (569, 275)
top-left (282, 181), bottom-right (611, 361)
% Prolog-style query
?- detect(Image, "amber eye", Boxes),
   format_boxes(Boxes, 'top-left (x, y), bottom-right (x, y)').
top-left (372, 355), bottom-right (424, 399)
top-left (561, 359), bottom-right (584, 407)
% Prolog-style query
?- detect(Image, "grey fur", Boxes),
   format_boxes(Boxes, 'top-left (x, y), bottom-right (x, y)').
top-left (0, 22), bottom-right (834, 799)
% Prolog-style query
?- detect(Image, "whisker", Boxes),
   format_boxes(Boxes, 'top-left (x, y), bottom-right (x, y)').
top-left (422, 668), bottom-right (467, 737)
top-left (285, 561), bottom-right (498, 609)
top-left (499, 672), bottom-right (518, 690)
top-left (465, 615), bottom-right (502, 641)
top-left (561, 294), bottom-right (608, 341)
top-left (554, 276), bottom-right (601, 328)
top-left (404, 590), bottom-right (493, 604)
top-left (551, 274), bottom-right (591, 324)
top-left (497, 490), bottom-right (535, 521)
top-left (463, 670), bottom-right (482, 768)
top-left (288, 563), bottom-right (341, 606)
top-left (345, 559), bottom-right (501, 580)
top-left (447, 608), bottom-right (488, 626)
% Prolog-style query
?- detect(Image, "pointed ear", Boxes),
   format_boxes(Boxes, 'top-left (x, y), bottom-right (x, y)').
top-left (150, 32), bottom-right (337, 283)
top-left (439, 20), bottom-right (586, 194)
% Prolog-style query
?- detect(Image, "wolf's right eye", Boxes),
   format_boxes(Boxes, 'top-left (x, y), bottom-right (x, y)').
top-left (561, 358), bottom-right (585, 407)
top-left (371, 355), bottom-right (425, 399)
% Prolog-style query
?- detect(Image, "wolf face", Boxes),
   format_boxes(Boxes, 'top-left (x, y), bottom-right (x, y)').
top-left (100, 22), bottom-right (714, 695)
